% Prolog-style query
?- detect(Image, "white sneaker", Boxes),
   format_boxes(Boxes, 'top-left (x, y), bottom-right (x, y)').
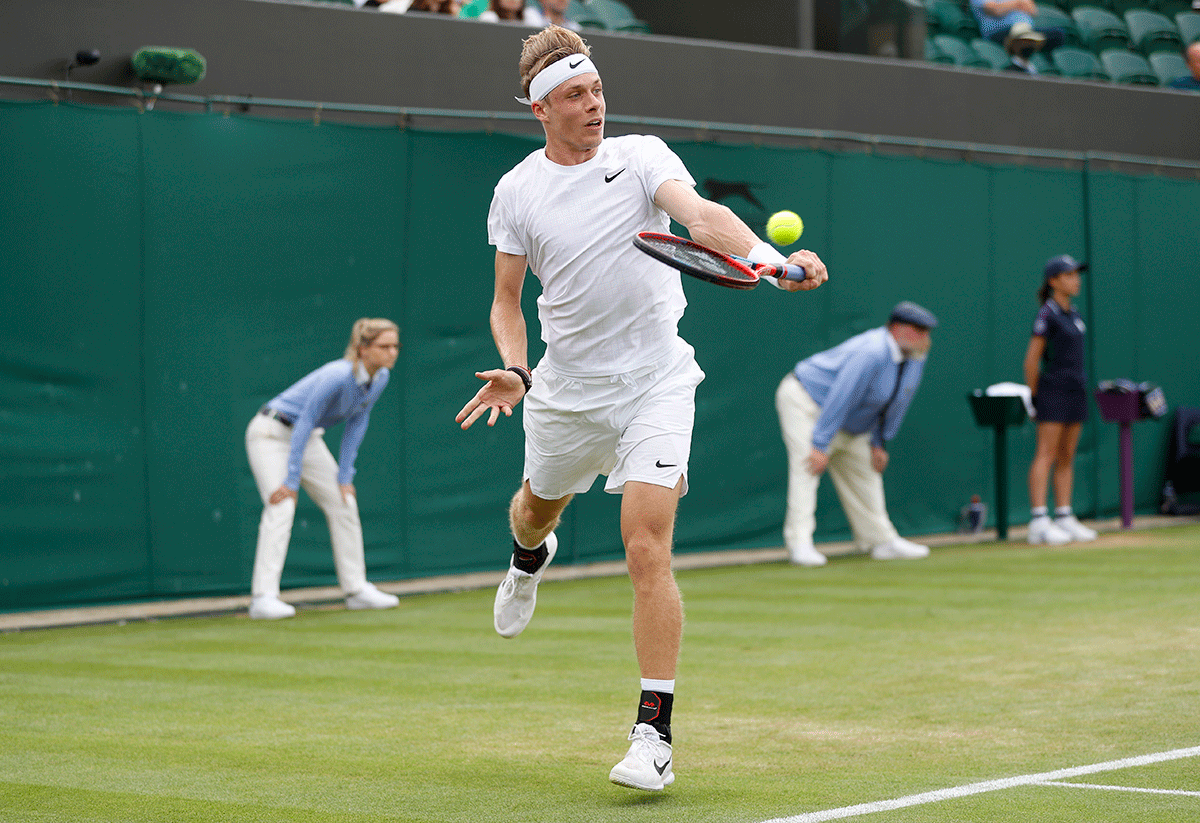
top-left (346, 582), bottom-right (400, 610)
top-left (1054, 514), bottom-right (1097, 541)
top-left (1028, 515), bottom-right (1072, 545)
top-left (788, 542), bottom-right (827, 567)
top-left (249, 594), bottom-right (296, 620)
top-left (871, 536), bottom-right (930, 560)
top-left (609, 723), bottom-right (674, 791)
top-left (493, 532), bottom-right (557, 638)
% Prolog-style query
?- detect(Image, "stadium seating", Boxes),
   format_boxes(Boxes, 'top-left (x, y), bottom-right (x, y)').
top-left (1157, 0), bottom-right (1193, 18)
top-left (1149, 48), bottom-right (1191, 81)
top-left (1031, 51), bottom-right (1062, 73)
top-left (925, 0), bottom-right (981, 40)
top-left (932, 33), bottom-right (991, 66)
top-left (1072, 6), bottom-right (1133, 52)
top-left (1034, 3), bottom-right (1084, 45)
top-left (1100, 47), bottom-right (1161, 80)
top-left (971, 37), bottom-right (1013, 68)
top-left (460, 0), bottom-right (488, 16)
top-left (1176, 11), bottom-right (1200, 44)
top-left (1124, 9), bottom-right (1185, 53)
top-left (582, 0), bottom-right (651, 33)
top-left (925, 37), bottom-right (955, 62)
top-left (1052, 44), bottom-right (1112, 76)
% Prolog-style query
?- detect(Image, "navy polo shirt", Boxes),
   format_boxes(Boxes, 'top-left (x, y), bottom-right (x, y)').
top-left (1032, 300), bottom-right (1087, 392)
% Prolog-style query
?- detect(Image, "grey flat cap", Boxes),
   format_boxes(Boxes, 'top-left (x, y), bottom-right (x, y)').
top-left (889, 301), bottom-right (938, 329)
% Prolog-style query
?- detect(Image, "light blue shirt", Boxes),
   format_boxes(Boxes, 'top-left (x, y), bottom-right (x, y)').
top-left (267, 359), bottom-right (390, 489)
top-left (793, 327), bottom-right (926, 451)
top-left (969, 0), bottom-right (1031, 41)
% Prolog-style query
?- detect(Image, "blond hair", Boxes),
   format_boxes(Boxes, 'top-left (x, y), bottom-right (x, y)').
top-left (344, 317), bottom-right (399, 366)
top-left (519, 25), bottom-right (591, 101)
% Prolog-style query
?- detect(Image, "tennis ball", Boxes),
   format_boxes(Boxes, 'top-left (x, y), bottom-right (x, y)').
top-left (766, 211), bottom-right (803, 246)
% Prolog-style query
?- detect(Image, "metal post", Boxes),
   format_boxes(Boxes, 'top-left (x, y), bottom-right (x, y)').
top-left (994, 423), bottom-right (1009, 539)
top-left (1119, 422), bottom-right (1134, 528)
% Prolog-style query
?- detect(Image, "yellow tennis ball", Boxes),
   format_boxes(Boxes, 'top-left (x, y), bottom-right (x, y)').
top-left (766, 210), bottom-right (803, 246)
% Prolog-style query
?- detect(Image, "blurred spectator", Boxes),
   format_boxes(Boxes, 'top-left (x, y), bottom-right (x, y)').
top-left (479, 0), bottom-right (530, 22)
top-left (407, 0), bottom-right (463, 13)
top-left (969, 0), bottom-right (1065, 72)
top-left (1168, 42), bottom-right (1200, 90)
top-left (524, 0), bottom-right (582, 31)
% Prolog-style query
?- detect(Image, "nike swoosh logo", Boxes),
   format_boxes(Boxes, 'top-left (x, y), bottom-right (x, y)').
top-left (654, 758), bottom-right (671, 775)
top-left (604, 168), bottom-right (625, 183)
top-left (655, 461), bottom-right (677, 468)
top-left (569, 59), bottom-right (585, 68)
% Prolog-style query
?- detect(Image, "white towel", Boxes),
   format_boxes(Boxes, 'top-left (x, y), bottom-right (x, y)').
top-left (985, 381), bottom-right (1035, 419)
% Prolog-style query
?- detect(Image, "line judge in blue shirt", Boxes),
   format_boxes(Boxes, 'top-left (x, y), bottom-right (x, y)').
top-left (775, 302), bottom-right (937, 567)
top-left (245, 318), bottom-right (402, 619)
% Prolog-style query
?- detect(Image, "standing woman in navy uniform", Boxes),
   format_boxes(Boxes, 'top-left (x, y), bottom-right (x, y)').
top-left (1024, 255), bottom-right (1098, 545)
top-left (245, 318), bottom-right (403, 619)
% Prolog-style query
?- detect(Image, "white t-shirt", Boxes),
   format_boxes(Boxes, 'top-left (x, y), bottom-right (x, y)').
top-left (488, 134), bottom-right (696, 377)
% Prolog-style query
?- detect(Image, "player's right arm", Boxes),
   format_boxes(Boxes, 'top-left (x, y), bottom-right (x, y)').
top-left (456, 251), bottom-right (531, 430)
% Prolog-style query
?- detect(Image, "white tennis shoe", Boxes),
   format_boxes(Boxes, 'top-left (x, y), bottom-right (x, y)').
top-left (1028, 515), bottom-right (1072, 545)
top-left (493, 532), bottom-right (557, 638)
top-left (609, 723), bottom-right (674, 791)
top-left (248, 594), bottom-right (296, 620)
top-left (346, 582), bottom-right (400, 610)
top-left (1054, 514), bottom-right (1097, 541)
top-left (788, 542), bottom-right (828, 567)
top-left (871, 536), bottom-right (930, 560)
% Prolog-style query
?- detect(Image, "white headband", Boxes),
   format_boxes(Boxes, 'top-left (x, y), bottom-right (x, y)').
top-left (515, 54), bottom-right (598, 106)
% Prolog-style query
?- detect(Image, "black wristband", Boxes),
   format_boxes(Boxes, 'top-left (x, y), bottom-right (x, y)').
top-left (506, 365), bottom-right (532, 393)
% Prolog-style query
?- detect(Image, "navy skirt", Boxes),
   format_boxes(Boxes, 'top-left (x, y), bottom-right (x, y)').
top-left (1033, 387), bottom-right (1088, 423)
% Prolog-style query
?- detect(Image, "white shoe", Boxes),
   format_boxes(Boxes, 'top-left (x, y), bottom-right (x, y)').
top-left (249, 594), bottom-right (296, 620)
top-left (609, 723), bottom-right (674, 791)
top-left (493, 532), bottom-right (557, 638)
top-left (871, 536), bottom-right (930, 560)
top-left (1054, 514), bottom-right (1097, 541)
top-left (1027, 515), bottom-right (1071, 545)
top-left (346, 582), bottom-right (400, 610)
top-left (788, 542), bottom-right (827, 567)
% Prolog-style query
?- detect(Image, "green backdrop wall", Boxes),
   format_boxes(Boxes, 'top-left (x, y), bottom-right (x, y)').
top-left (2, 100), bottom-right (1197, 611)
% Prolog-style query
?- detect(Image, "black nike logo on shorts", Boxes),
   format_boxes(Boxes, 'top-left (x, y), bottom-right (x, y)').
top-left (655, 460), bottom-right (677, 468)
top-left (605, 168), bottom-right (626, 183)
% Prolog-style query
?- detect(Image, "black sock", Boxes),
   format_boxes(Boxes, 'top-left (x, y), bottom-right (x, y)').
top-left (637, 690), bottom-right (673, 744)
top-left (511, 539), bottom-right (548, 573)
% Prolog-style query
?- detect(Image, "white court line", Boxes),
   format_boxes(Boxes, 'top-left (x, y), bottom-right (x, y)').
top-left (759, 745), bottom-right (1200, 823)
top-left (1041, 781), bottom-right (1200, 797)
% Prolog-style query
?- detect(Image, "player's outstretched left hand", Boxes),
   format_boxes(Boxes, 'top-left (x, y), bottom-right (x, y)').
top-left (456, 369), bottom-right (527, 430)
top-left (779, 249), bottom-right (828, 292)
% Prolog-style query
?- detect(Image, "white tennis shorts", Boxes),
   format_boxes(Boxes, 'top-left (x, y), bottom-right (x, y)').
top-left (522, 342), bottom-right (705, 500)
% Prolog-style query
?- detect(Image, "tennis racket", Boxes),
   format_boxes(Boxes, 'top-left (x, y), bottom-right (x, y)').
top-left (633, 232), bottom-right (808, 291)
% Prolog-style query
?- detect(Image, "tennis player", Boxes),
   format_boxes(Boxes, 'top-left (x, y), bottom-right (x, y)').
top-left (456, 26), bottom-right (828, 791)
top-left (246, 318), bottom-right (402, 620)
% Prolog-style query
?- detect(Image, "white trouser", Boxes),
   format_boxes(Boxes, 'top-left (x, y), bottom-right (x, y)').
top-left (245, 413), bottom-right (368, 598)
top-left (775, 374), bottom-right (899, 552)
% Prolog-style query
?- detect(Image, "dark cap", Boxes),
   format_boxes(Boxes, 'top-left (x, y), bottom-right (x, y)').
top-left (1044, 254), bottom-right (1088, 280)
top-left (888, 301), bottom-right (938, 330)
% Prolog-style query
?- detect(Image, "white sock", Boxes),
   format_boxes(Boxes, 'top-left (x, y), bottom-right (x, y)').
top-left (1054, 506), bottom-right (1073, 518)
top-left (641, 678), bottom-right (675, 694)
top-left (1031, 507), bottom-right (1049, 518)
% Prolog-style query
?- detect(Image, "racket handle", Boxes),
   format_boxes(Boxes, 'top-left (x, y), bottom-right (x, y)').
top-left (766, 263), bottom-right (808, 282)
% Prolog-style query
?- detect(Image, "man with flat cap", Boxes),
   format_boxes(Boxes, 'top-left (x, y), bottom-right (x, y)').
top-left (775, 301), bottom-right (938, 567)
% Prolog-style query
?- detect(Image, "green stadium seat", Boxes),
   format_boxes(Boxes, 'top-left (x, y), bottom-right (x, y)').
top-left (1124, 9), bottom-right (1185, 54)
top-left (1100, 47), bottom-right (1161, 81)
top-left (1175, 11), bottom-right (1200, 43)
top-left (1052, 44), bottom-right (1112, 75)
top-left (1072, 6), bottom-right (1133, 52)
top-left (972, 37), bottom-right (1013, 68)
top-left (932, 33), bottom-right (992, 65)
top-left (1034, 3), bottom-right (1083, 45)
top-left (1031, 51), bottom-right (1062, 72)
top-left (459, 0), bottom-right (489, 17)
top-left (1149, 48), bottom-right (1191, 81)
top-left (1107, 0), bottom-right (1149, 15)
top-left (925, 37), bottom-right (956, 62)
top-left (1157, 0), bottom-right (1193, 18)
top-left (583, 0), bottom-right (651, 33)
top-left (925, 0), bottom-right (981, 40)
